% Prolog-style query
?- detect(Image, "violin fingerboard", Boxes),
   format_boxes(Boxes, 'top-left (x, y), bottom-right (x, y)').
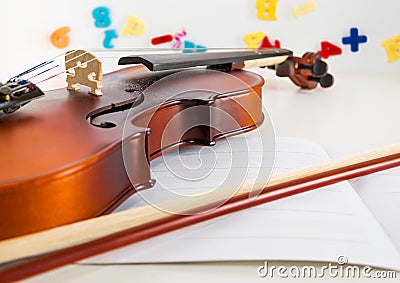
top-left (118, 49), bottom-right (293, 71)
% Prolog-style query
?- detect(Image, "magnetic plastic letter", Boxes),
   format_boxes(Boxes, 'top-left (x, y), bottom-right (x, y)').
top-left (381, 35), bottom-right (400, 63)
top-left (244, 31), bottom-right (266, 49)
top-left (103, 29), bottom-right (118, 49)
top-left (122, 16), bottom-right (146, 36)
top-left (92, 7), bottom-right (112, 28)
top-left (256, 0), bottom-right (279, 20)
top-left (50, 26), bottom-right (71, 49)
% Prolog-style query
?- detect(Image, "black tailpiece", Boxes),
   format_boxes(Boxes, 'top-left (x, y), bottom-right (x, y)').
top-left (0, 79), bottom-right (44, 114)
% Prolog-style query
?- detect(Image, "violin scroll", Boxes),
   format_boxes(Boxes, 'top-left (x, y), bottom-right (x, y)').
top-left (274, 52), bottom-right (334, 89)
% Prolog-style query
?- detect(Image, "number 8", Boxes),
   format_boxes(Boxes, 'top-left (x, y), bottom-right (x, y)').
top-left (92, 7), bottom-right (111, 28)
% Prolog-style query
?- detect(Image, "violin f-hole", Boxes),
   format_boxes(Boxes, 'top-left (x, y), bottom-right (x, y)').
top-left (87, 97), bottom-right (140, 128)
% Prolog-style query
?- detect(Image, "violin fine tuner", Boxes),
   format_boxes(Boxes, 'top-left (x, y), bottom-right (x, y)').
top-left (0, 79), bottom-right (44, 114)
top-left (0, 49), bottom-right (104, 115)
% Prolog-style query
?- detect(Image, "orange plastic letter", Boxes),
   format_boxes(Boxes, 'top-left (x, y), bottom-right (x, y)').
top-left (50, 26), bottom-right (71, 49)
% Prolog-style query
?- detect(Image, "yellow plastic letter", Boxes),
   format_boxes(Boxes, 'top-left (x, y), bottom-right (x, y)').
top-left (256, 0), bottom-right (279, 21)
top-left (292, 1), bottom-right (316, 19)
top-left (381, 35), bottom-right (400, 63)
top-left (122, 16), bottom-right (146, 36)
top-left (243, 31), bottom-right (266, 49)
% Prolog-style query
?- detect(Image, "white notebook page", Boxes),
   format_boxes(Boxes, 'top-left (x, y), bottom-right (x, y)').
top-left (80, 136), bottom-right (400, 270)
top-left (349, 167), bottom-right (400, 253)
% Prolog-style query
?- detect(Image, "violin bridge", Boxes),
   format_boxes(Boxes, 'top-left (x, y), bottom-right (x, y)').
top-left (65, 49), bottom-right (103, 96)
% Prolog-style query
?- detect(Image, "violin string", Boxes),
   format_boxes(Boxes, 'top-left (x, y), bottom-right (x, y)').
top-left (34, 71), bottom-right (65, 85)
top-left (13, 49), bottom-right (87, 81)
top-left (28, 47), bottom-right (269, 85)
top-left (26, 65), bottom-right (60, 81)
top-left (26, 49), bottom-right (153, 84)
top-left (16, 47), bottom-right (263, 82)
top-left (10, 60), bottom-right (55, 81)
top-left (13, 49), bottom-right (88, 82)
top-left (64, 50), bottom-right (91, 64)
top-left (31, 48), bottom-right (189, 85)
top-left (34, 58), bottom-right (98, 86)
top-left (11, 54), bottom-right (65, 81)
top-left (21, 51), bottom-right (92, 85)
top-left (87, 47), bottom-right (253, 52)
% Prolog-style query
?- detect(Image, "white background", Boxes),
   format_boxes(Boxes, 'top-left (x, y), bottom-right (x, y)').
top-left (0, 0), bottom-right (399, 81)
top-left (2, 1), bottom-right (400, 282)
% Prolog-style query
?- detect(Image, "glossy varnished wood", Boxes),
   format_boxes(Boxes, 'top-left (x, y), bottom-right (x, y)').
top-left (0, 65), bottom-right (265, 240)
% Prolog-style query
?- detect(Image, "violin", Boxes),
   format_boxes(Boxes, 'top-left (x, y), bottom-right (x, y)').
top-left (0, 48), bottom-right (333, 241)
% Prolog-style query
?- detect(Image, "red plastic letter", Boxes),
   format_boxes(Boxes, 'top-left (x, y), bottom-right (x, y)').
top-left (259, 35), bottom-right (281, 48)
top-left (318, 41), bottom-right (342, 59)
top-left (151, 34), bottom-right (173, 45)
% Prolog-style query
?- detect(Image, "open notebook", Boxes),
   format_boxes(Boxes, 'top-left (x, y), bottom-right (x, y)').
top-left (80, 133), bottom-right (400, 270)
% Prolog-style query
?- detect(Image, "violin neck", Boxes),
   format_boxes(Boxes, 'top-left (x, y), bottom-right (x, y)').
top-left (232, 55), bottom-right (289, 70)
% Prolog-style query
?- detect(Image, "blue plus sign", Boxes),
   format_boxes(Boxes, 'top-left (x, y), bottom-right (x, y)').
top-left (342, 28), bottom-right (368, 52)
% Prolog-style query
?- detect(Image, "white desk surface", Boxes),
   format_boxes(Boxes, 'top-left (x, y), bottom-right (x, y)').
top-left (27, 72), bottom-right (400, 282)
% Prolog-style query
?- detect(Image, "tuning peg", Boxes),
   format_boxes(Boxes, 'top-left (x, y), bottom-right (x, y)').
top-left (299, 60), bottom-right (328, 76)
top-left (275, 59), bottom-right (295, 77)
top-left (308, 73), bottom-right (334, 88)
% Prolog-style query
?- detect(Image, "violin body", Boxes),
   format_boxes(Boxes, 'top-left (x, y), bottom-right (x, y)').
top-left (0, 65), bottom-right (265, 240)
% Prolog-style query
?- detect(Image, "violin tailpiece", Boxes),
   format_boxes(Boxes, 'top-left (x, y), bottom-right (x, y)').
top-left (65, 50), bottom-right (103, 96)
